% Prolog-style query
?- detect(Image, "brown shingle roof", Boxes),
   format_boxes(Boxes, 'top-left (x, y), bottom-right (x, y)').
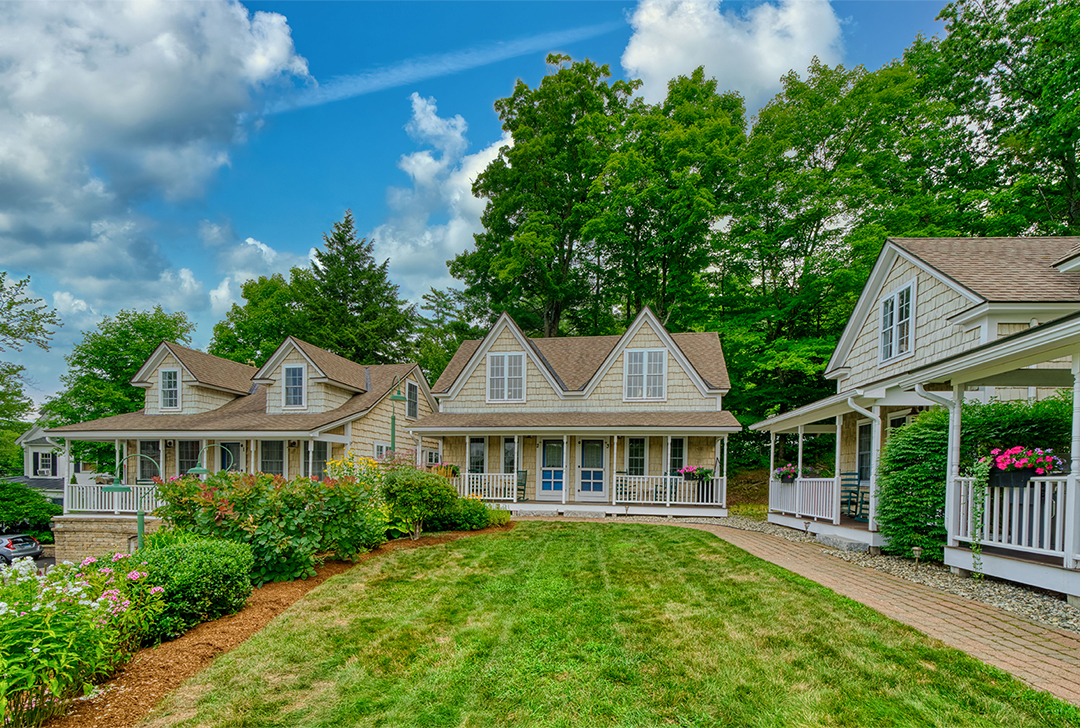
top-left (150, 343), bottom-right (256, 395)
top-left (49, 363), bottom-right (422, 435)
top-left (892, 237), bottom-right (1080, 303)
top-left (290, 338), bottom-right (369, 391)
top-left (410, 411), bottom-right (741, 430)
top-left (433, 329), bottom-right (730, 394)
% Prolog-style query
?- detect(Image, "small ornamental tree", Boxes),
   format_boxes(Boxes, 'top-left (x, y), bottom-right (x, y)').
top-left (381, 466), bottom-right (457, 540)
top-left (0, 480), bottom-right (62, 535)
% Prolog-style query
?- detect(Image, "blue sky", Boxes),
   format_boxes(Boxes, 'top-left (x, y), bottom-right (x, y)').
top-left (0, 0), bottom-right (945, 407)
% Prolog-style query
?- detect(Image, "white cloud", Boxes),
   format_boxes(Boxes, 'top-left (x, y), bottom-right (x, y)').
top-left (622, 0), bottom-right (843, 110)
top-left (370, 94), bottom-right (508, 302)
top-left (210, 277), bottom-right (235, 316)
top-left (52, 291), bottom-right (95, 318)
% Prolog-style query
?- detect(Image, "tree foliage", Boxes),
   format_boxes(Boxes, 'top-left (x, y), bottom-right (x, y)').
top-left (209, 271), bottom-right (312, 367)
top-left (0, 480), bottom-right (62, 533)
top-left (0, 274), bottom-right (61, 426)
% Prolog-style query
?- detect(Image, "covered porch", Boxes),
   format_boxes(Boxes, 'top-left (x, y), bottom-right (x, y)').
top-left (410, 416), bottom-right (739, 516)
top-left (899, 312), bottom-right (1080, 603)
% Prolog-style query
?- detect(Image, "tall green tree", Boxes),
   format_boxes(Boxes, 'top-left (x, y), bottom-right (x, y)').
top-left (413, 288), bottom-right (488, 385)
top-left (452, 54), bottom-right (640, 337)
top-left (300, 210), bottom-right (415, 364)
top-left (44, 307), bottom-right (194, 463)
top-left (0, 273), bottom-right (61, 426)
top-left (209, 270), bottom-right (314, 367)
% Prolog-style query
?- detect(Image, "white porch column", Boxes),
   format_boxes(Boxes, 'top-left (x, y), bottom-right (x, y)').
top-left (796, 425), bottom-right (804, 518)
top-left (947, 385), bottom-right (962, 547)
top-left (159, 438), bottom-right (164, 480)
top-left (1065, 358), bottom-right (1080, 570)
top-left (833, 415), bottom-right (842, 525)
top-left (665, 435), bottom-right (672, 506)
top-left (308, 440), bottom-right (315, 477)
top-left (63, 440), bottom-right (72, 515)
top-left (610, 435), bottom-right (617, 505)
top-left (513, 434), bottom-right (519, 503)
top-left (561, 434), bottom-right (568, 505)
top-left (769, 431), bottom-right (775, 477)
top-left (869, 405), bottom-right (882, 531)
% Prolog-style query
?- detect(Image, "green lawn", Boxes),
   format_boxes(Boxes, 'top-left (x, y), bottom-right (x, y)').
top-left (146, 522), bottom-right (1080, 728)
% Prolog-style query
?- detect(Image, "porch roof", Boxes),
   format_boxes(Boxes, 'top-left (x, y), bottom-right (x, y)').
top-left (409, 411), bottom-right (741, 434)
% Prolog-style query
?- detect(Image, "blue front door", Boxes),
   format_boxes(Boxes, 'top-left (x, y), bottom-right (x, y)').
top-left (579, 439), bottom-right (605, 498)
top-left (540, 440), bottom-right (564, 498)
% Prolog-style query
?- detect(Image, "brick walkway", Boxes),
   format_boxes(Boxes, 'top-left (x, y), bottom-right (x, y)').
top-left (524, 517), bottom-right (1080, 706)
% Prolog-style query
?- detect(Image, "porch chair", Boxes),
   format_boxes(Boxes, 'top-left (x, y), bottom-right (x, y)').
top-left (840, 472), bottom-right (869, 522)
top-left (517, 470), bottom-right (528, 501)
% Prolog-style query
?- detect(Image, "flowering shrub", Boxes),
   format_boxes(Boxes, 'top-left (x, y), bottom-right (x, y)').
top-left (773, 464), bottom-right (799, 479)
top-left (0, 554), bottom-right (163, 727)
top-left (154, 464), bottom-right (386, 585)
top-left (677, 465), bottom-right (714, 479)
top-left (989, 446), bottom-right (1064, 475)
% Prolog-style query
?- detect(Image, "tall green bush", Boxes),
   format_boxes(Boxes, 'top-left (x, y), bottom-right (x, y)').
top-left (877, 394), bottom-right (1072, 560)
top-left (382, 466), bottom-right (457, 539)
top-left (0, 480), bottom-right (61, 534)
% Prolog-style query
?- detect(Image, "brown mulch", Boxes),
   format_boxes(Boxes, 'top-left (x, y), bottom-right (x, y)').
top-left (45, 524), bottom-right (515, 728)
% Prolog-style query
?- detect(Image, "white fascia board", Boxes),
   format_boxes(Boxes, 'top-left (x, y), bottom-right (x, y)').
top-left (581, 307), bottom-right (713, 399)
top-left (43, 429), bottom-right (334, 442)
top-left (898, 317), bottom-right (1080, 388)
top-left (254, 337), bottom-right (323, 382)
top-left (308, 376), bottom-right (365, 394)
top-left (1056, 254), bottom-right (1080, 273)
top-left (825, 244), bottom-right (983, 376)
top-left (130, 342), bottom-right (194, 386)
top-left (445, 313), bottom-right (564, 401)
top-left (407, 425), bottom-right (742, 435)
top-left (949, 302), bottom-right (1080, 329)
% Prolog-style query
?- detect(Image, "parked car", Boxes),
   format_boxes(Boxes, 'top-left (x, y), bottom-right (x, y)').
top-left (0, 534), bottom-right (43, 565)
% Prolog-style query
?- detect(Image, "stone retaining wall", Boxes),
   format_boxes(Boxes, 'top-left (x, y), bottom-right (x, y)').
top-left (51, 515), bottom-right (162, 564)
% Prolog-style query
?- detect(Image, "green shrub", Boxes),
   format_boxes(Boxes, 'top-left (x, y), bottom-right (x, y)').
top-left (141, 538), bottom-right (254, 641)
top-left (382, 466), bottom-right (457, 539)
top-left (486, 505), bottom-right (512, 527)
top-left (426, 496), bottom-right (490, 532)
top-left (155, 469), bottom-right (386, 585)
top-left (877, 395), bottom-right (1072, 560)
top-left (0, 480), bottom-right (61, 534)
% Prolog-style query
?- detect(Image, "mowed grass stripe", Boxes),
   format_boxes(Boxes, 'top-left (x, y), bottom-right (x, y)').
top-left (145, 522), bottom-right (1080, 728)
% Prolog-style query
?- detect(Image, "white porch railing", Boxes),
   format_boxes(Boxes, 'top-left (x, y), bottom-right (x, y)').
top-left (769, 478), bottom-right (838, 522)
top-left (614, 475), bottom-right (726, 506)
top-left (65, 483), bottom-right (167, 515)
top-left (452, 473), bottom-right (517, 501)
top-left (954, 476), bottom-right (1070, 558)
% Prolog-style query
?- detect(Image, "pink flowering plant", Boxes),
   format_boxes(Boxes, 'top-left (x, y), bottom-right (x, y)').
top-left (0, 553), bottom-right (164, 727)
top-left (773, 464), bottom-right (799, 479)
top-left (989, 446), bottom-right (1064, 475)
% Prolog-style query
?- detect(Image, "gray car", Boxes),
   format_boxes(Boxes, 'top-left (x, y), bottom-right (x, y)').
top-left (0, 534), bottom-right (43, 565)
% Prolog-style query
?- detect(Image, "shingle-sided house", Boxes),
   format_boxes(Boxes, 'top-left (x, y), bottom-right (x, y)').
top-left (47, 337), bottom-right (439, 517)
top-left (409, 308), bottom-right (741, 516)
top-left (751, 237), bottom-right (1080, 553)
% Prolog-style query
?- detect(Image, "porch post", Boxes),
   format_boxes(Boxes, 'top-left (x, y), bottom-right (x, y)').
top-left (63, 440), bottom-right (72, 515)
top-left (159, 438), bottom-right (164, 480)
top-left (869, 405), bottom-right (881, 530)
top-left (1065, 357), bottom-right (1080, 570)
top-left (561, 434), bottom-right (568, 505)
top-left (833, 415), bottom-right (842, 525)
top-left (610, 435), bottom-right (617, 505)
top-left (114, 438), bottom-right (120, 480)
top-left (947, 385), bottom-right (962, 547)
top-left (514, 434), bottom-right (519, 503)
top-left (665, 435), bottom-right (672, 506)
top-left (722, 435), bottom-right (728, 507)
top-left (796, 425), bottom-right (804, 518)
top-left (308, 439), bottom-right (314, 477)
top-left (769, 431), bottom-right (775, 478)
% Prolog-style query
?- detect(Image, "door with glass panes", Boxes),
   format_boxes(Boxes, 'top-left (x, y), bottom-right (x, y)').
top-left (578, 439), bottom-right (606, 501)
top-left (538, 439), bottom-right (564, 500)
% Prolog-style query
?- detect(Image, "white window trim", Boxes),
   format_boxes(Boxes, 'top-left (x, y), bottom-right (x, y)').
top-left (159, 368), bottom-right (181, 411)
top-left (374, 441), bottom-right (391, 461)
top-left (667, 436), bottom-right (685, 475)
top-left (423, 448), bottom-right (440, 466)
top-left (282, 363), bottom-right (307, 409)
top-left (260, 440), bottom-right (287, 475)
top-left (36, 451), bottom-right (54, 477)
top-left (176, 439), bottom-right (201, 478)
top-left (623, 348), bottom-right (668, 402)
top-left (878, 278), bottom-right (916, 367)
top-left (406, 380), bottom-right (419, 420)
top-left (468, 436), bottom-right (488, 473)
top-left (485, 352), bottom-right (526, 404)
top-left (624, 436), bottom-right (649, 476)
top-left (856, 419), bottom-right (873, 482)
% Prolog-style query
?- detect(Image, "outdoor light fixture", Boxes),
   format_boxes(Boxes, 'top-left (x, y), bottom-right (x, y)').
top-left (911, 546), bottom-right (924, 570)
top-left (186, 443), bottom-right (234, 477)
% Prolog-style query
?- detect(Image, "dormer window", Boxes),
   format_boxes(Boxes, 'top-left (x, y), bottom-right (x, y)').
top-left (160, 369), bottom-right (180, 410)
top-left (881, 281), bottom-right (914, 364)
top-left (625, 349), bottom-right (666, 400)
top-left (283, 364), bottom-right (306, 408)
top-left (487, 353), bottom-right (524, 402)
top-left (406, 380), bottom-right (419, 419)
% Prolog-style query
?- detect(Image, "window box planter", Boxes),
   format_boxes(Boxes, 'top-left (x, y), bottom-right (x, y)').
top-left (780, 474), bottom-right (796, 484)
top-left (989, 468), bottom-right (1034, 489)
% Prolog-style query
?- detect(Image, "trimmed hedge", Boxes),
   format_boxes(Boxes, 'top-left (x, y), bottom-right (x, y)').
top-left (141, 538), bottom-right (254, 641)
top-left (426, 496), bottom-right (490, 532)
top-left (877, 395), bottom-right (1072, 560)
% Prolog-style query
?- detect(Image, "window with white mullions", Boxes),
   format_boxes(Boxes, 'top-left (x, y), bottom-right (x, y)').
top-left (625, 349), bottom-right (666, 400)
top-left (284, 365), bottom-right (305, 407)
top-left (406, 381), bottom-right (418, 419)
top-left (160, 368), bottom-right (180, 409)
top-left (487, 353), bottom-right (524, 402)
top-left (668, 437), bottom-right (684, 475)
top-left (880, 282), bottom-right (914, 362)
top-left (139, 440), bottom-right (161, 480)
top-left (627, 437), bottom-right (646, 476)
top-left (503, 437), bottom-right (516, 474)
top-left (261, 440), bottom-right (285, 475)
top-left (469, 437), bottom-right (486, 473)
top-left (177, 440), bottom-right (200, 475)
top-left (303, 441), bottom-right (328, 477)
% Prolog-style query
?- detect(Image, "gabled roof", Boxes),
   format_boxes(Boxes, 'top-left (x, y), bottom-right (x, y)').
top-left (894, 237), bottom-right (1080, 303)
top-left (432, 310), bottom-right (730, 395)
top-left (255, 337), bottom-right (369, 393)
top-left (48, 362), bottom-right (429, 437)
top-left (131, 342), bottom-right (257, 395)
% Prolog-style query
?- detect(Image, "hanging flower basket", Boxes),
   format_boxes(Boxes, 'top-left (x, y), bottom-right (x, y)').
top-left (987, 447), bottom-right (1063, 488)
top-left (988, 468), bottom-right (1034, 489)
top-left (780, 473), bottom-right (796, 484)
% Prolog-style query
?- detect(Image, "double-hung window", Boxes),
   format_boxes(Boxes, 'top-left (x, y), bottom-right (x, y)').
top-left (261, 440), bottom-right (285, 475)
top-left (627, 437), bottom-right (647, 476)
top-left (303, 441), bottom-right (328, 477)
top-left (283, 364), bottom-right (305, 408)
top-left (406, 381), bottom-right (419, 419)
top-left (374, 442), bottom-right (391, 461)
top-left (668, 438), bottom-right (685, 475)
top-left (160, 369), bottom-right (180, 410)
top-left (880, 282), bottom-right (914, 363)
top-left (625, 350), bottom-right (666, 400)
top-left (488, 353), bottom-right (524, 402)
top-left (177, 440), bottom-right (201, 475)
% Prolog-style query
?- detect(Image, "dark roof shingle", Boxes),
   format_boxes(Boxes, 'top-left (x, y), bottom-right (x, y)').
top-left (151, 342), bottom-right (257, 394)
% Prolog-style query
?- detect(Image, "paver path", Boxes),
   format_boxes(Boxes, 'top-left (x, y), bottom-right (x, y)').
top-left (523, 517), bottom-right (1080, 706)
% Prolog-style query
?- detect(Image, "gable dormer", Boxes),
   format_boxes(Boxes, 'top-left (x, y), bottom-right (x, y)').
top-left (254, 337), bottom-right (367, 415)
top-left (132, 342), bottom-right (255, 415)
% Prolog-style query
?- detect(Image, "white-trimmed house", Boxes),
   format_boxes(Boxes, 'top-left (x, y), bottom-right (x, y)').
top-left (46, 337), bottom-right (440, 518)
top-left (751, 237), bottom-right (1080, 553)
top-left (408, 307), bottom-right (741, 516)
top-left (4, 421), bottom-right (103, 506)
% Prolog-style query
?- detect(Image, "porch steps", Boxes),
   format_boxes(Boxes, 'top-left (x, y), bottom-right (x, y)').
top-left (816, 533), bottom-right (869, 553)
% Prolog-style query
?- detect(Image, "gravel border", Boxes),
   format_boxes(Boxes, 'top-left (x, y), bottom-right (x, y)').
top-left (606, 513), bottom-right (1080, 635)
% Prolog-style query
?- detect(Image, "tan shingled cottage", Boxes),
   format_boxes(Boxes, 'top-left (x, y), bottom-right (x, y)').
top-left (409, 307), bottom-right (741, 516)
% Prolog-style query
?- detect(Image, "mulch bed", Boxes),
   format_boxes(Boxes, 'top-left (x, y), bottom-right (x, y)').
top-left (45, 524), bottom-right (515, 728)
